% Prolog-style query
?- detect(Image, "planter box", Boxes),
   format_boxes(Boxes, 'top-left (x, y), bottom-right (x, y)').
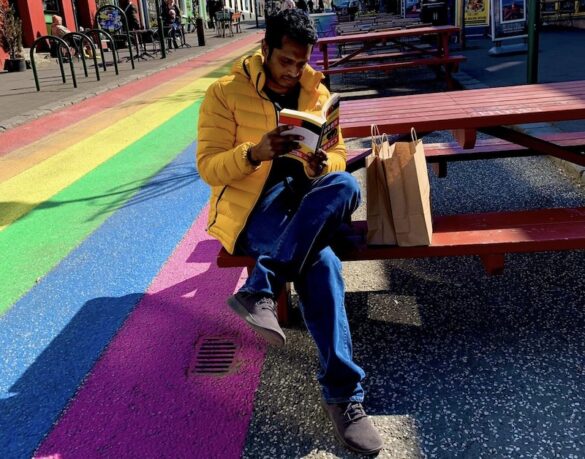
top-left (4, 59), bottom-right (26, 72)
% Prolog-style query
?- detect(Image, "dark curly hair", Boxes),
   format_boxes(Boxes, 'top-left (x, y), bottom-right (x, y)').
top-left (265, 9), bottom-right (318, 53)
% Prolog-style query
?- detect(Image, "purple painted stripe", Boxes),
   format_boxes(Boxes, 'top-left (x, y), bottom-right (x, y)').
top-left (34, 207), bottom-right (266, 458)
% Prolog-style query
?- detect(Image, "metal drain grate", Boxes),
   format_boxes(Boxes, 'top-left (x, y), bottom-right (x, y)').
top-left (190, 336), bottom-right (239, 376)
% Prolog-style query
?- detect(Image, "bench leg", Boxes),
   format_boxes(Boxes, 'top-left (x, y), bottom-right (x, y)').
top-left (276, 283), bottom-right (291, 326)
top-left (480, 253), bottom-right (505, 275)
top-left (445, 68), bottom-right (455, 90)
top-left (431, 161), bottom-right (448, 178)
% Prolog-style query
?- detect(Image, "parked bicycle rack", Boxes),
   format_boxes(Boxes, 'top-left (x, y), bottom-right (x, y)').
top-left (30, 35), bottom-right (77, 92)
top-left (62, 32), bottom-right (100, 82)
top-left (85, 29), bottom-right (119, 75)
top-left (95, 5), bottom-right (135, 70)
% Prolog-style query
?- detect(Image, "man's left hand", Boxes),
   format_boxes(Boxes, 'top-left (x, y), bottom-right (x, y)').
top-left (306, 149), bottom-right (328, 178)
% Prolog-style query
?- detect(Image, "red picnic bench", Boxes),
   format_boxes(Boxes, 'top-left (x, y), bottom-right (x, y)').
top-left (316, 25), bottom-right (465, 89)
top-left (217, 81), bottom-right (585, 325)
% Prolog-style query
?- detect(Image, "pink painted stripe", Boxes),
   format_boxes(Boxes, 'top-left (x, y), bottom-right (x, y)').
top-left (34, 207), bottom-right (266, 459)
top-left (0, 32), bottom-right (263, 155)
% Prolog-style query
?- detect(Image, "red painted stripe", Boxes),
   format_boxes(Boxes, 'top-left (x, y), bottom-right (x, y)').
top-left (0, 32), bottom-right (262, 156)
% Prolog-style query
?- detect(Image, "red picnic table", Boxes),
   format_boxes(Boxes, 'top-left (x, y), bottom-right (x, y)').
top-left (341, 80), bottom-right (585, 167)
top-left (316, 25), bottom-right (465, 88)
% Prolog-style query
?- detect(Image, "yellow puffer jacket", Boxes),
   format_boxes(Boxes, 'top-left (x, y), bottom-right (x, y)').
top-left (197, 50), bottom-right (347, 254)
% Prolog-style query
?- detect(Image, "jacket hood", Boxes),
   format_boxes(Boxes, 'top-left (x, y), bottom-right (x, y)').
top-left (232, 50), bottom-right (324, 94)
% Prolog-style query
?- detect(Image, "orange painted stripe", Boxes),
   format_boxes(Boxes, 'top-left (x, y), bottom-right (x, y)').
top-left (0, 32), bottom-right (263, 156)
top-left (0, 36), bottom-right (261, 183)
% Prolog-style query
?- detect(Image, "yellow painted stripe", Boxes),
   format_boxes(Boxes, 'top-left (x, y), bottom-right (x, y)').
top-left (0, 43), bottom-right (260, 230)
top-left (0, 41), bottom-right (260, 183)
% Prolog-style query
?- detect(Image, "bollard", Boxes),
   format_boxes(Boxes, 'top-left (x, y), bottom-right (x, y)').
top-left (196, 18), bottom-right (206, 46)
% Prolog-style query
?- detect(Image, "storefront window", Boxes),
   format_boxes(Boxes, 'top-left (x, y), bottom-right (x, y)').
top-left (96, 0), bottom-right (119, 7)
top-left (43, 0), bottom-right (61, 13)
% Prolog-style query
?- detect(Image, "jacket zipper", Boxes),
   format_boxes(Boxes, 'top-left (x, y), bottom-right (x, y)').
top-left (206, 185), bottom-right (227, 231)
top-left (230, 98), bottom-right (279, 244)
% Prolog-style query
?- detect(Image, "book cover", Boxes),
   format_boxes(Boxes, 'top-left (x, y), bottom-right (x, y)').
top-left (278, 93), bottom-right (340, 164)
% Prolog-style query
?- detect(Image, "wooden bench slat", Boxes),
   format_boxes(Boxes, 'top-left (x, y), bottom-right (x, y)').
top-left (217, 208), bottom-right (585, 269)
top-left (342, 93), bottom-right (585, 114)
top-left (343, 131), bottom-right (585, 174)
top-left (321, 55), bottom-right (466, 76)
top-left (341, 106), bottom-right (585, 137)
top-left (341, 84), bottom-right (585, 111)
top-left (316, 49), bottom-right (436, 66)
top-left (317, 25), bottom-right (460, 45)
top-left (337, 211), bottom-right (585, 260)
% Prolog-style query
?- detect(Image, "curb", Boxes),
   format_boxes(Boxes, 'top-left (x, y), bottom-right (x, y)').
top-left (453, 70), bottom-right (585, 184)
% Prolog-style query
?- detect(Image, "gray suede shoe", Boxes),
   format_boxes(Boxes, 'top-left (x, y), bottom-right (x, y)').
top-left (227, 292), bottom-right (286, 347)
top-left (321, 399), bottom-right (383, 456)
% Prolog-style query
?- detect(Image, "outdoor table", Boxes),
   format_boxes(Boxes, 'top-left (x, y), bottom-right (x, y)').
top-left (340, 80), bottom-right (585, 167)
top-left (316, 25), bottom-right (464, 88)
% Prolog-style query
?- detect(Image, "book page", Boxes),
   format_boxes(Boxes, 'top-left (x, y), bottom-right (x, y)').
top-left (279, 110), bottom-right (325, 163)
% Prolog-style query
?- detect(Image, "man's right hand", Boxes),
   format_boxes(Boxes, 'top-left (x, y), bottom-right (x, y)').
top-left (248, 125), bottom-right (304, 163)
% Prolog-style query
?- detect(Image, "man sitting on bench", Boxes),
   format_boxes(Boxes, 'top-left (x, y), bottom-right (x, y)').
top-left (196, 9), bottom-right (383, 456)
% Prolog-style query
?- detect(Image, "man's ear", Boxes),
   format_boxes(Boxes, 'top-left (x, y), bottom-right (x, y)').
top-left (261, 39), bottom-right (268, 59)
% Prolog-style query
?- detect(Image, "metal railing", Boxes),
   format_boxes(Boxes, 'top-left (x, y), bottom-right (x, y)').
top-left (30, 35), bottom-right (77, 92)
top-left (62, 31), bottom-right (100, 81)
top-left (85, 28), bottom-right (120, 75)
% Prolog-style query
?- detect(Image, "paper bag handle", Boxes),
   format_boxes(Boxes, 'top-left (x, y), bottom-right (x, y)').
top-left (371, 124), bottom-right (388, 153)
top-left (410, 127), bottom-right (418, 143)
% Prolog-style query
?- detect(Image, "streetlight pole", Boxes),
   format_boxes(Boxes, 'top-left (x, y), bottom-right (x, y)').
top-left (255, 0), bottom-right (259, 27)
top-left (156, 0), bottom-right (167, 58)
top-left (527, 0), bottom-right (540, 84)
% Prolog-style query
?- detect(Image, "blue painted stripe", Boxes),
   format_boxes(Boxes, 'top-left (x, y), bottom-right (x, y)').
top-left (0, 144), bottom-right (210, 459)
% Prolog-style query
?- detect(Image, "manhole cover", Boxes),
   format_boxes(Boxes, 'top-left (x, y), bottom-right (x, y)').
top-left (189, 336), bottom-right (239, 376)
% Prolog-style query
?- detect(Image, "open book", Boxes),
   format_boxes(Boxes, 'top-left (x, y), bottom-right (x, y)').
top-left (278, 93), bottom-right (340, 164)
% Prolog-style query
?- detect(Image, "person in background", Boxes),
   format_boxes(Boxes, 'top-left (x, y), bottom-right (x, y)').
top-left (196, 9), bottom-right (384, 456)
top-left (162, 0), bottom-right (182, 23)
top-left (50, 15), bottom-right (96, 59)
top-left (307, 0), bottom-right (314, 13)
top-left (123, 0), bottom-right (141, 31)
top-left (297, 0), bottom-right (309, 11)
top-left (167, 9), bottom-right (184, 48)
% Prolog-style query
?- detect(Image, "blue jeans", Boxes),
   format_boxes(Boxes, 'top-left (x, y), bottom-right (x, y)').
top-left (236, 172), bottom-right (365, 403)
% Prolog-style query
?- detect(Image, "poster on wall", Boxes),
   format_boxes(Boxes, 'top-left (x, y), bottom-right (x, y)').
top-left (490, 0), bottom-right (526, 41)
top-left (97, 7), bottom-right (123, 33)
top-left (402, 0), bottom-right (422, 18)
top-left (464, 0), bottom-right (489, 25)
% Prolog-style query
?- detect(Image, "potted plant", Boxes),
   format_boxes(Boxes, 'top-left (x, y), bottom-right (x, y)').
top-left (0, 1), bottom-right (26, 72)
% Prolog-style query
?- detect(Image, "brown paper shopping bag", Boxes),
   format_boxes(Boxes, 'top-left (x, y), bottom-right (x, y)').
top-left (383, 128), bottom-right (433, 246)
top-left (366, 125), bottom-right (397, 245)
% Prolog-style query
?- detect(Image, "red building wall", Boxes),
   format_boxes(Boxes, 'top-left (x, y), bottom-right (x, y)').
top-left (1, 0), bottom-right (106, 68)
top-left (15, 0), bottom-right (46, 47)
top-left (76, 0), bottom-right (98, 29)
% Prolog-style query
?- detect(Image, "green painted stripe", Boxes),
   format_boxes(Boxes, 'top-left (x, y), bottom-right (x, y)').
top-left (0, 100), bottom-right (201, 316)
